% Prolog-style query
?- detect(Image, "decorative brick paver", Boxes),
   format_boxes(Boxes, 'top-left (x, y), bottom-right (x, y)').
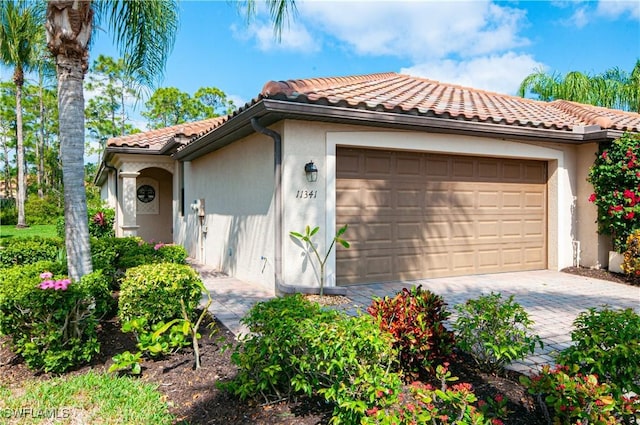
top-left (192, 259), bottom-right (640, 375)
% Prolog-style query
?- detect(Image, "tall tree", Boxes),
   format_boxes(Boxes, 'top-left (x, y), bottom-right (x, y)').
top-left (0, 0), bottom-right (44, 227)
top-left (519, 60), bottom-right (640, 112)
top-left (45, 0), bottom-right (295, 281)
top-left (85, 54), bottom-right (140, 156)
top-left (45, 0), bottom-right (179, 281)
top-left (0, 82), bottom-right (16, 200)
top-left (142, 86), bottom-right (234, 129)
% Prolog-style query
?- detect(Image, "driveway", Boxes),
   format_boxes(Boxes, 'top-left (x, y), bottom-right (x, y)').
top-left (193, 261), bottom-right (640, 375)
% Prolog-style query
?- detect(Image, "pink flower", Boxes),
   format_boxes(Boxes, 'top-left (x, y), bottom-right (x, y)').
top-left (93, 211), bottom-right (105, 226)
top-left (154, 243), bottom-right (165, 250)
top-left (588, 193), bottom-right (597, 202)
top-left (39, 280), bottom-right (55, 289)
top-left (54, 278), bottom-right (71, 291)
top-left (40, 271), bottom-right (53, 279)
top-left (625, 211), bottom-right (635, 220)
top-left (494, 393), bottom-right (504, 403)
top-left (601, 151), bottom-right (608, 159)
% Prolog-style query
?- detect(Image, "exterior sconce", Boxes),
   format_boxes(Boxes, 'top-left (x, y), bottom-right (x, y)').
top-left (304, 161), bottom-right (318, 182)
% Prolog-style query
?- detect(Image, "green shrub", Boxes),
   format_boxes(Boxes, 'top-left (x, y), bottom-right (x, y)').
top-left (521, 364), bottom-right (638, 424)
top-left (155, 244), bottom-right (188, 264)
top-left (453, 292), bottom-right (542, 373)
top-left (223, 295), bottom-right (403, 424)
top-left (556, 307), bottom-right (640, 398)
top-left (0, 236), bottom-right (63, 268)
top-left (0, 198), bottom-right (17, 225)
top-left (364, 364), bottom-right (493, 425)
top-left (56, 207), bottom-right (115, 239)
top-left (621, 229), bottom-right (640, 279)
top-left (118, 263), bottom-right (203, 328)
top-left (24, 195), bottom-right (63, 225)
top-left (367, 285), bottom-right (455, 380)
top-left (0, 262), bottom-right (110, 372)
top-left (121, 317), bottom-right (191, 357)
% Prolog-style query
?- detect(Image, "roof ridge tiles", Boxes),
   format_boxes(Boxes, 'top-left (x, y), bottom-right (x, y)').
top-left (261, 72), bottom-right (400, 97)
top-left (550, 100), bottom-right (613, 129)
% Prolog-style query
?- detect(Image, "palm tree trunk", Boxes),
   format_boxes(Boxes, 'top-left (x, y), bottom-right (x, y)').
top-left (56, 53), bottom-right (92, 281)
top-left (15, 82), bottom-right (26, 228)
top-left (37, 78), bottom-right (45, 198)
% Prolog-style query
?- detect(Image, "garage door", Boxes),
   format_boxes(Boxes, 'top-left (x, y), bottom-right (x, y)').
top-left (336, 148), bottom-right (547, 285)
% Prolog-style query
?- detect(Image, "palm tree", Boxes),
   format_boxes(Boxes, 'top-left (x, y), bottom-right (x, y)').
top-left (0, 0), bottom-right (44, 228)
top-left (45, 0), bottom-right (295, 281)
top-left (519, 61), bottom-right (640, 112)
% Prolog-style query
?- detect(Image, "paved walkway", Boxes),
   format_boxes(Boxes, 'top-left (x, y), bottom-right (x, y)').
top-left (190, 260), bottom-right (640, 375)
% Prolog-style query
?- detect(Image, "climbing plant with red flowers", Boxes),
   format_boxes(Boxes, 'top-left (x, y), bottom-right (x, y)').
top-left (588, 132), bottom-right (640, 251)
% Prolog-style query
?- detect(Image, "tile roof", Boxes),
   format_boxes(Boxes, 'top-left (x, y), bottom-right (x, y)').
top-left (108, 72), bottom-right (640, 152)
top-left (107, 116), bottom-right (226, 150)
top-left (261, 72), bottom-right (640, 132)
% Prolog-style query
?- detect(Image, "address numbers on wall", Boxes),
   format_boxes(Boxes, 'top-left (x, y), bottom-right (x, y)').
top-left (296, 190), bottom-right (317, 199)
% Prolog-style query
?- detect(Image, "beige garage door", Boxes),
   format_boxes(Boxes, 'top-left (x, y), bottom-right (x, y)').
top-left (336, 148), bottom-right (547, 285)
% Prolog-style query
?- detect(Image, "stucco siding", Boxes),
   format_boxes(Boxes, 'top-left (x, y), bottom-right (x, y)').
top-left (177, 133), bottom-right (276, 288)
top-left (280, 120), bottom-right (594, 287)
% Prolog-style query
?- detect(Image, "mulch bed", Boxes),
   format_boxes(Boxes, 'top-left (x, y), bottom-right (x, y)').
top-left (3, 266), bottom-right (633, 424)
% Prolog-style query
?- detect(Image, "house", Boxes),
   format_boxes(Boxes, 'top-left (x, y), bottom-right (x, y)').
top-left (95, 72), bottom-right (640, 292)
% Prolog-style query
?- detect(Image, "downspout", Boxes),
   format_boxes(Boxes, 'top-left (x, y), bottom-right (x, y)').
top-left (250, 118), bottom-right (346, 296)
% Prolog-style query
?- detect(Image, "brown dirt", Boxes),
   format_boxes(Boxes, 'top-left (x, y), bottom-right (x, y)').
top-left (561, 265), bottom-right (640, 286)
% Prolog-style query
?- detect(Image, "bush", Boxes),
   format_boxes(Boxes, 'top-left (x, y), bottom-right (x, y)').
top-left (24, 195), bottom-right (63, 225)
top-left (367, 285), bottom-right (455, 380)
top-left (0, 236), bottom-right (63, 268)
top-left (56, 207), bottom-right (115, 239)
top-left (556, 307), bottom-right (640, 399)
top-left (521, 364), bottom-right (638, 424)
top-left (453, 292), bottom-right (542, 373)
top-left (118, 263), bottom-right (203, 329)
top-left (0, 197), bottom-right (17, 225)
top-left (364, 364), bottom-right (493, 425)
top-left (223, 295), bottom-right (403, 424)
top-left (621, 229), bottom-right (640, 278)
top-left (0, 262), bottom-right (110, 372)
top-left (587, 132), bottom-right (640, 251)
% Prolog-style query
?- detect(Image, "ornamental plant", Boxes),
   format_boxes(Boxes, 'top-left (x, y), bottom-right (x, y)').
top-left (290, 224), bottom-right (349, 296)
top-left (556, 306), bottom-right (640, 399)
top-left (588, 132), bottom-right (640, 251)
top-left (453, 292), bottom-right (542, 373)
top-left (367, 285), bottom-right (455, 381)
top-left (621, 229), bottom-right (640, 279)
top-left (520, 364), bottom-right (638, 424)
top-left (0, 262), bottom-right (111, 372)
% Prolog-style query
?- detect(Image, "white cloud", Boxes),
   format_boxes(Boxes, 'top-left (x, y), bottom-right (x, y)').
top-left (232, 18), bottom-right (320, 53)
top-left (295, 1), bottom-right (529, 61)
top-left (597, 0), bottom-right (640, 19)
top-left (568, 7), bottom-right (590, 28)
top-left (401, 52), bottom-right (545, 95)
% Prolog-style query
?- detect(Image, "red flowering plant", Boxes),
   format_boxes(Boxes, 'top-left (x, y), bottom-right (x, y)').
top-left (587, 132), bottom-right (640, 252)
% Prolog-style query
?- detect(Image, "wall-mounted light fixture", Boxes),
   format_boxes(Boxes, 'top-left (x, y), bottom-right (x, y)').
top-left (304, 161), bottom-right (318, 182)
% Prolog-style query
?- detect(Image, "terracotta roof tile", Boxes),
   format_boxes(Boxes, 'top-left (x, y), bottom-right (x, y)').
top-left (261, 72), bottom-right (640, 132)
top-left (110, 73), bottom-right (640, 153)
top-left (106, 116), bottom-right (227, 150)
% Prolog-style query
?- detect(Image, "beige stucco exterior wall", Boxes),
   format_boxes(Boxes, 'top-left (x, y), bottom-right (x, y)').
top-left (278, 120), bottom-right (601, 288)
top-left (175, 132), bottom-right (276, 288)
top-left (575, 143), bottom-right (611, 267)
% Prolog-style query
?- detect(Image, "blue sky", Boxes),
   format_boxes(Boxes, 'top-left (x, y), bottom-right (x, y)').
top-left (84, 0), bottom-right (640, 111)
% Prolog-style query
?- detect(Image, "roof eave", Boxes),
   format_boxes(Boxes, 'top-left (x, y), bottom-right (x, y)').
top-left (173, 98), bottom-right (623, 162)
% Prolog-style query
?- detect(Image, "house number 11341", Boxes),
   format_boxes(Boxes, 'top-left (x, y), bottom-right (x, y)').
top-left (296, 190), bottom-right (317, 199)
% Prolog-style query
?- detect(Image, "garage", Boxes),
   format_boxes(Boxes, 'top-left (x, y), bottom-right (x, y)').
top-left (335, 147), bottom-right (548, 285)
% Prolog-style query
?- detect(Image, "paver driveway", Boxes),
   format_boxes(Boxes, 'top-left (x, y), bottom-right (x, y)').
top-left (193, 260), bottom-right (640, 375)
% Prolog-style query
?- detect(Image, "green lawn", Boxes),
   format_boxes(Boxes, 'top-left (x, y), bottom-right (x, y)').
top-left (0, 224), bottom-right (58, 241)
top-left (0, 372), bottom-right (175, 424)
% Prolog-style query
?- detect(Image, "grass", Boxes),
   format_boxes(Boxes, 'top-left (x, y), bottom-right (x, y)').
top-left (0, 371), bottom-right (175, 424)
top-left (0, 224), bottom-right (58, 240)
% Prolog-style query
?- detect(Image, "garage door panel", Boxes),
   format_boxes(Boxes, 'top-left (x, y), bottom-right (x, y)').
top-left (336, 148), bottom-right (547, 284)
